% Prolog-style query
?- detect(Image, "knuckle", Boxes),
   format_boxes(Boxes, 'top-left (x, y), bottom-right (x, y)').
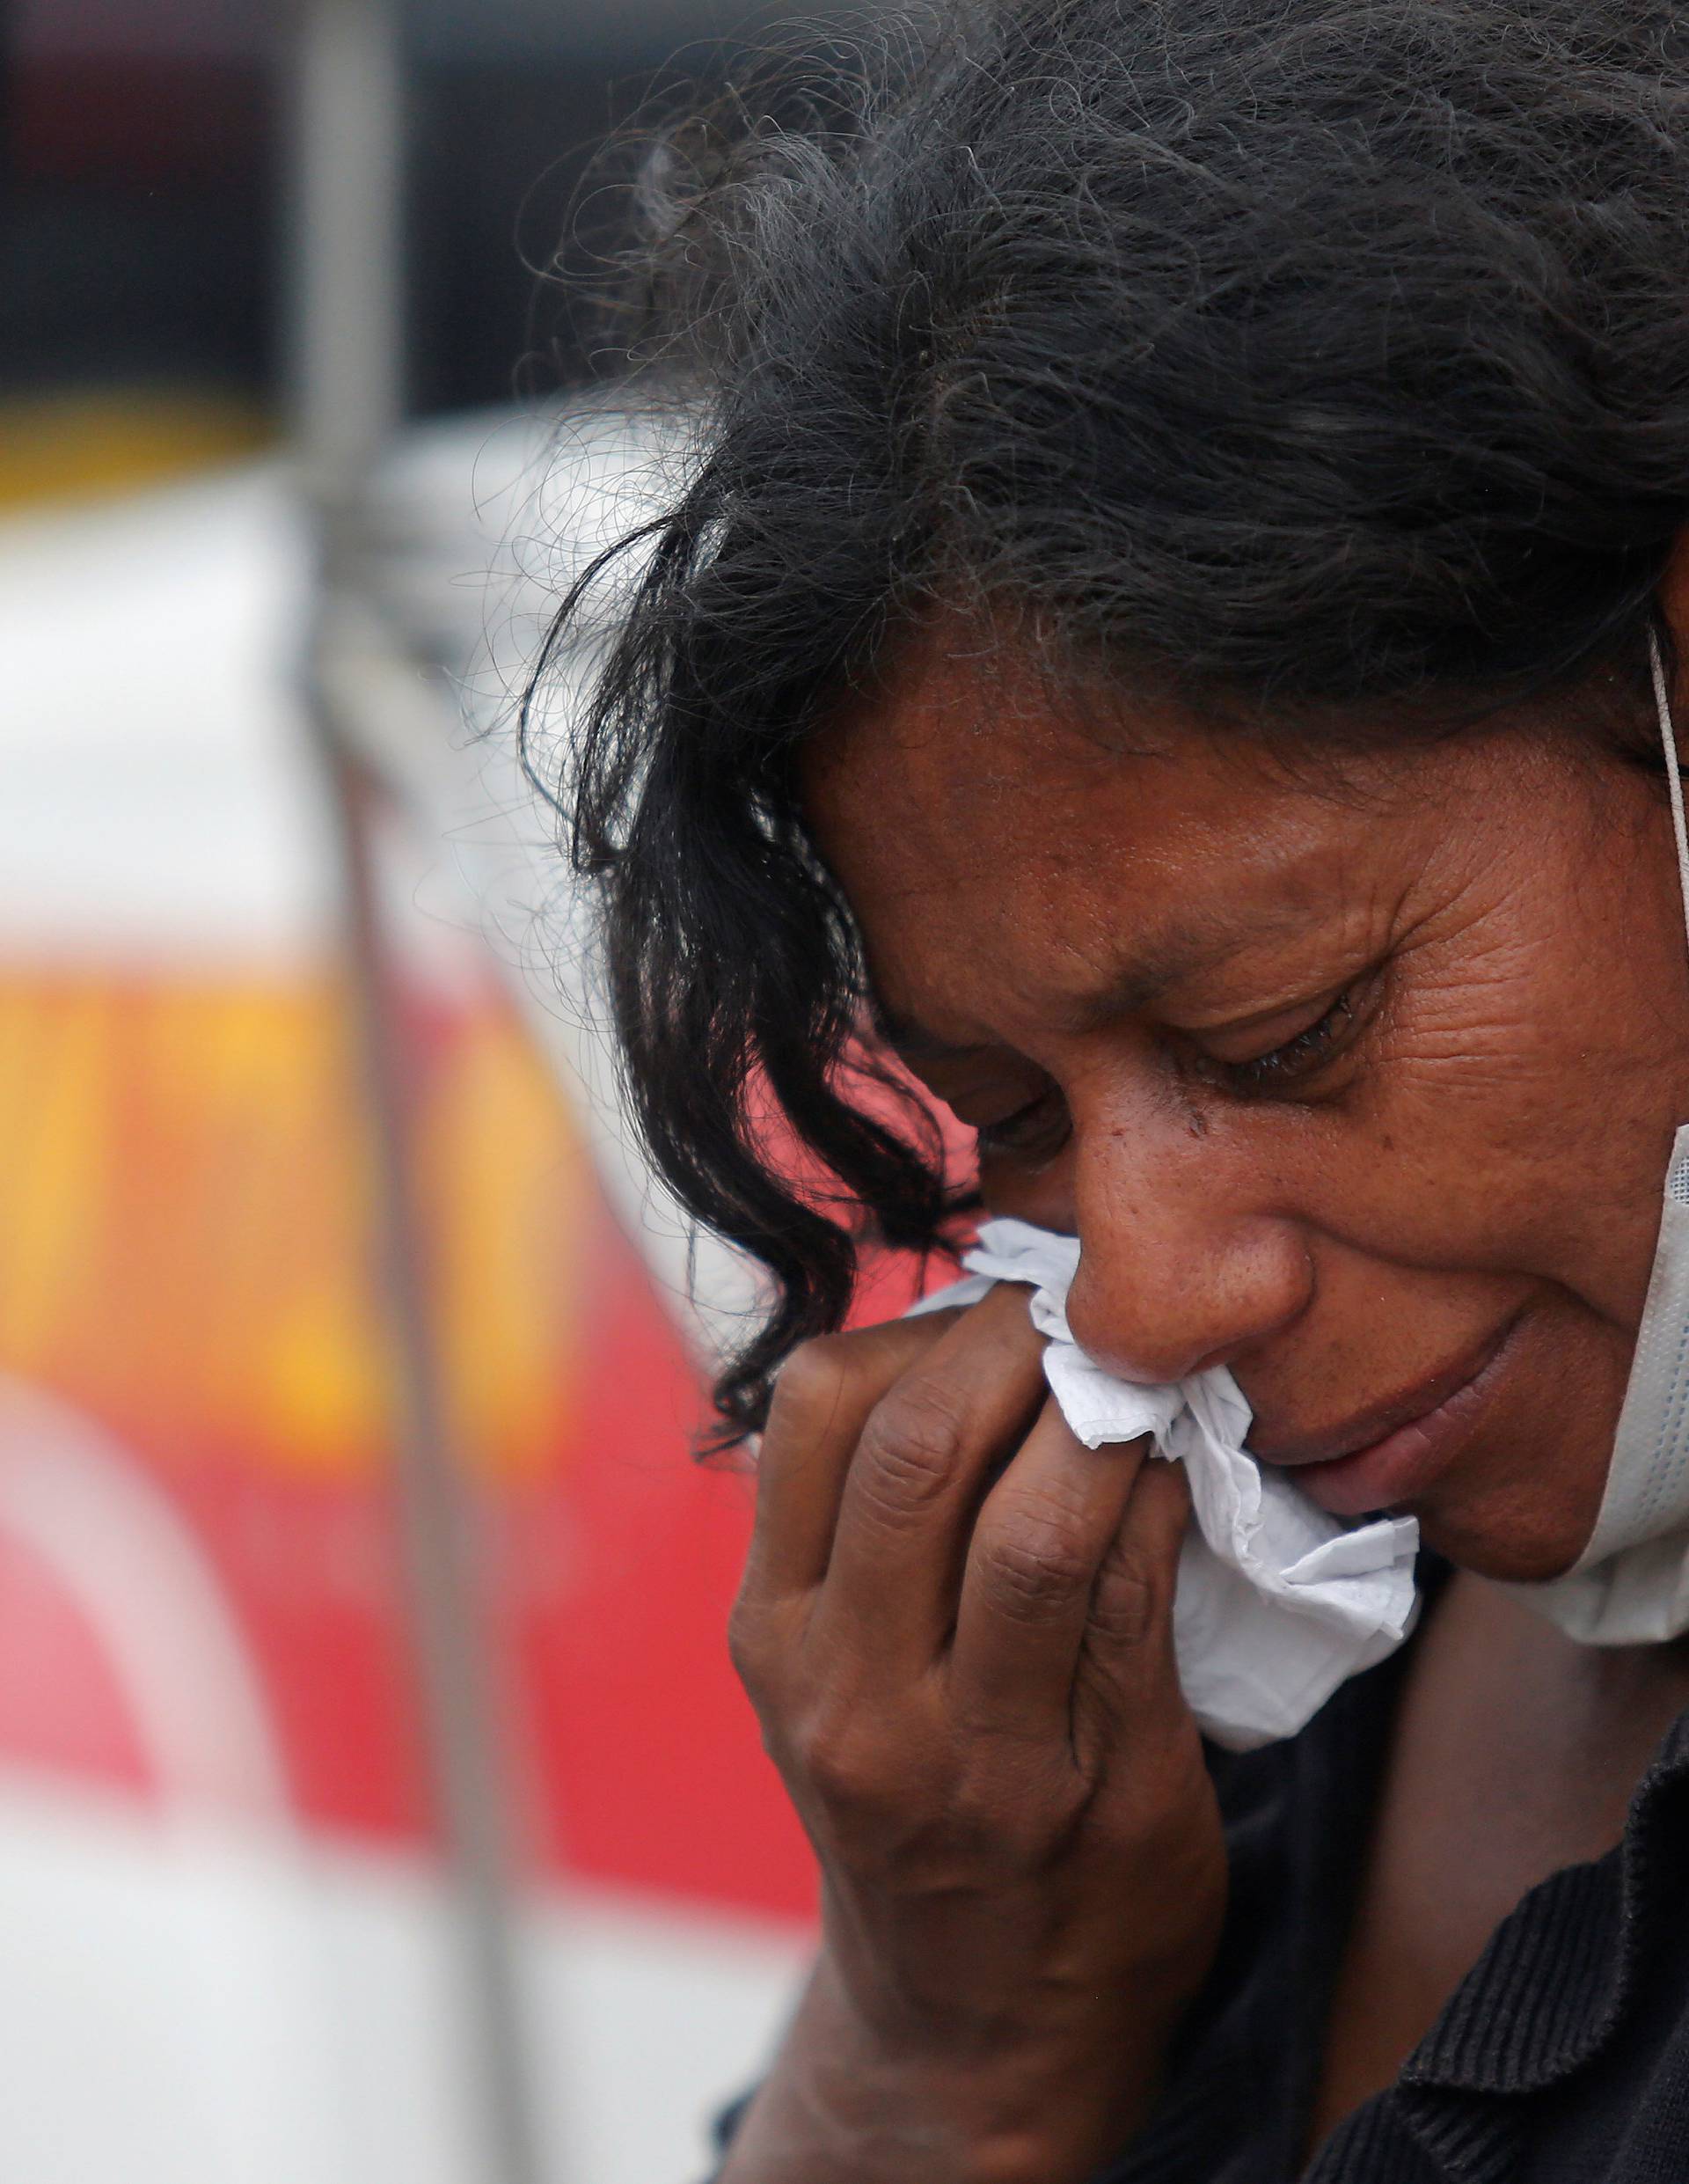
top-left (798, 1716), bottom-right (888, 1812)
top-left (764, 1335), bottom-right (857, 1443)
top-left (977, 1511), bottom-right (1093, 1621)
top-left (1087, 1559), bottom-right (1164, 1649)
top-left (852, 1381), bottom-right (969, 1523)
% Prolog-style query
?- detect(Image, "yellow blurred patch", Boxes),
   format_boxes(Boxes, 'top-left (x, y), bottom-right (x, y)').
top-left (0, 974), bottom-right (588, 1482)
top-left (0, 388), bottom-right (274, 509)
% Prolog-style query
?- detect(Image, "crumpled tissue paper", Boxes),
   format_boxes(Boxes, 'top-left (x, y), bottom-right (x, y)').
top-left (911, 1218), bottom-right (1421, 1750)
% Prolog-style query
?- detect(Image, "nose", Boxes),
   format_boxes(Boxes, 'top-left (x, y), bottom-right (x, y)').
top-left (1060, 1126), bottom-right (1313, 1387)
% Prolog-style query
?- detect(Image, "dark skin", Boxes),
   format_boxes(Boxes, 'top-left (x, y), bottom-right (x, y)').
top-left (718, 551), bottom-right (1689, 2184)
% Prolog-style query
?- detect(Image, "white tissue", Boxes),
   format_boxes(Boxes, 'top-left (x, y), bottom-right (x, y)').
top-left (912, 1219), bottom-right (1421, 1750)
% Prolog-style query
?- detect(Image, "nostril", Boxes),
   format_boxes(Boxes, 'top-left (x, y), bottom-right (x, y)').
top-left (1186, 1339), bottom-right (1247, 1381)
top-left (1088, 1344), bottom-right (1212, 1388)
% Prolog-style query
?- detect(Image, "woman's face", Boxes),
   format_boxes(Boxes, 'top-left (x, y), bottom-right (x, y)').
top-left (801, 630), bottom-right (1689, 1584)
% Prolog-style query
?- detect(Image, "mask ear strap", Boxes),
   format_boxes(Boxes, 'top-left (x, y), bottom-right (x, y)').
top-left (1650, 622), bottom-right (1689, 958)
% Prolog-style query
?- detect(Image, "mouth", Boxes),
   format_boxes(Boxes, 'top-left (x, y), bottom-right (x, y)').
top-left (1247, 1313), bottom-right (1525, 1521)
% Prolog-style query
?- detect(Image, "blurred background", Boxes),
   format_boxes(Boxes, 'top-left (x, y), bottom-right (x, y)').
top-left (0, 4), bottom-right (912, 2179)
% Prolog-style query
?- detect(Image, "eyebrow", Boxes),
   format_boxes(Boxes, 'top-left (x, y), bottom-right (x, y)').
top-left (867, 904), bottom-right (1319, 1064)
top-left (1056, 917), bottom-right (1277, 1031)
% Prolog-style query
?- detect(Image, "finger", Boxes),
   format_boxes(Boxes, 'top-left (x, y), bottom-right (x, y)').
top-left (947, 1401), bottom-right (1150, 1741)
top-left (746, 1314), bottom-right (965, 1602)
top-left (808, 1281), bottom-right (1050, 1665)
top-left (1071, 1457), bottom-right (1193, 1768)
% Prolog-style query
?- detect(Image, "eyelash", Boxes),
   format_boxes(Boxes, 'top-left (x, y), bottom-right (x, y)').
top-left (974, 1086), bottom-right (1071, 1162)
top-left (1213, 987), bottom-right (1358, 1097)
top-left (974, 986), bottom-right (1363, 1159)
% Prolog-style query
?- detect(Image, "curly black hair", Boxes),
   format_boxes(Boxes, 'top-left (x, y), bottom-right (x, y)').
top-left (531, 0), bottom-right (1689, 1447)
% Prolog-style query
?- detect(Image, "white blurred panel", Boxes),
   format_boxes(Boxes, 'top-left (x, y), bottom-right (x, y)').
top-left (0, 1781), bottom-right (362, 2184)
top-left (527, 1887), bottom-right (805, 2184)
top-left (0, 471), bottom-right (333, 966)
top-left (0, 1775), bottom-right (804, 2184)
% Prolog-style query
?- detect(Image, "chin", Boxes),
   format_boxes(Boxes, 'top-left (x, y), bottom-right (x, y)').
top-left (1415, 1485), bottom-right (1594, 1587)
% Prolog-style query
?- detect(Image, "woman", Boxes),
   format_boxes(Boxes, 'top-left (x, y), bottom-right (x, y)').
top-left (546, 2), bottom-right (1689, 2174)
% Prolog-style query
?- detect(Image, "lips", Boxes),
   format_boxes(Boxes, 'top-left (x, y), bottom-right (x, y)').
top-left (1247, 1314), bottom-right (1524, 1520)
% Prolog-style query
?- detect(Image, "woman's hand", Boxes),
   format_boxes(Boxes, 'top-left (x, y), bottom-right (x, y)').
top-left (717, 1283), bottom-right (1228, 2184)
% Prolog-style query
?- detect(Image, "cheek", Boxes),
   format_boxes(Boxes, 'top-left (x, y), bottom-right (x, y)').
top-left (1325, 932), bottom-right (1678, 1327)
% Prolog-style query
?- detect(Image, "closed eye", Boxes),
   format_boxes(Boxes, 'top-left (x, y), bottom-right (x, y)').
top-left (1205, 986), bottom-right (1361, 1097)
top-left (950, 968), bottom-right (1376, 1157)
top-left (973, 1081), bottom-right (1071, 1162)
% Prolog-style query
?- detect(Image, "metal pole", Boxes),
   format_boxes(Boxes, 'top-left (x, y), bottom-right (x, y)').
top-left (284, 5), bottom-right (548, 2180)
top-left (311, 707), bottom-right (547, 2184)
top-left (289, 0), bottom-right (405, 514)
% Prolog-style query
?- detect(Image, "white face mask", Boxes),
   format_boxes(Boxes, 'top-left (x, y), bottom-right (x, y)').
top-left (1511, 626), bottom-right (1689, 1644)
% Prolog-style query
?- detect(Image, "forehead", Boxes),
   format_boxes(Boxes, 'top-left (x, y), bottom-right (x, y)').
top-left (801, 633), bottom-right (1378, 1041)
